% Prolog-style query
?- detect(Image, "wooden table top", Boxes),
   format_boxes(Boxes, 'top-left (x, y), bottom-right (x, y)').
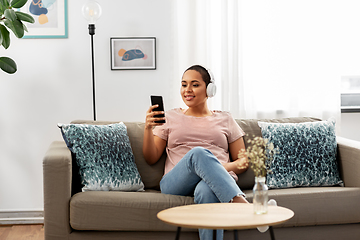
top-left (157, 203), bottom-right (294, 230)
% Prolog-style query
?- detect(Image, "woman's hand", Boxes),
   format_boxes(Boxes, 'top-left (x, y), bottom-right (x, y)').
top-left (222, 157), bottom-right (248, 174)
top-left (234, 156), bottom-right (249, 171)
top-left (143, 105), bottom-right (167, 165)
top-left (145, 105), bottom-right (166, 130)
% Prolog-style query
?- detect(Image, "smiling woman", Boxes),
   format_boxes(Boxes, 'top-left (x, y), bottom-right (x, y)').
top-left (143, 64), bottom-right (249, 240)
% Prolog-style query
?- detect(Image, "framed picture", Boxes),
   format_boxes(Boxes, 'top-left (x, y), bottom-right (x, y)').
top-left (110, 37), bottom-right (156, 70)
top-left (20, 0), bottom-right (68, 39)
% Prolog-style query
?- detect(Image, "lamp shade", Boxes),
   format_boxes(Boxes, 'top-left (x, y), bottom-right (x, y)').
top-left (82, 1), bottom-right (102, 24)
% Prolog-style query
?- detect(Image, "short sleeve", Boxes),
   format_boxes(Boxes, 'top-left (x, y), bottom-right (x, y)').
top-left (153, 123), bottom-right (169, 141)
top-left (227, 114), bottom-right (245, 143)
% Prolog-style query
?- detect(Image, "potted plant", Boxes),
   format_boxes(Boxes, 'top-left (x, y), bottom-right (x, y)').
top-left (0, 0), bottom-right (34, 74)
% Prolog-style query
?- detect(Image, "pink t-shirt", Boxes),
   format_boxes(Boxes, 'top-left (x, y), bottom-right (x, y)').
top-left (153, 108), bottom-right (245, 180)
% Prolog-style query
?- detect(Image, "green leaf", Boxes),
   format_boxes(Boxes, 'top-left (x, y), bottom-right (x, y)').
top-left (0, 0), bottom-right (10, 9)
top-left (15, 11), bottom-right (35, 23)
top-left (0, 5), bottom-right (4, 15)
top-left (4, 8), bottom-right (17, 21)
top-left (0, 56), bottom-right (17, 74)
top-left (0, 24), bottom-right (10, 49)
top-left (10, 0), bottom-right (27, 9)
top-left (4, 18), bottom-right (24, 38)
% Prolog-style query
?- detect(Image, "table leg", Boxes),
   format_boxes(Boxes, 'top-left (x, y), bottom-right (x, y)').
top-left (213, 229), bottom-right (217, 240)
top-left (269, 226), bottom-right (275, 240)
top-left (175, 227), bottom-right (181, 240)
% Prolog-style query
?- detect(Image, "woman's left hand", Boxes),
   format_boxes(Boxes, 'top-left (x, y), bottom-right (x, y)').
top-left (222, 157), bottom-right (248, 174)
top-left (236, 157), bottom-right (249, 170)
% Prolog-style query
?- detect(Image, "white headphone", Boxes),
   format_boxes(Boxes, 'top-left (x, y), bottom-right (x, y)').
top-left (206, 68), bottom-right (217, 98)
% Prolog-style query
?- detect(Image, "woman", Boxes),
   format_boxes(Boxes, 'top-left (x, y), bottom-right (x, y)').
top-left (143, 65), bottom-right (249, 240)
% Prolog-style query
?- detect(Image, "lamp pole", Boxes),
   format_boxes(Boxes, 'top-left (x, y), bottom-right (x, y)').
top-left (82, 1), bottom-right (102, 121)
top-left (89, 24), bottom-right (96, 121)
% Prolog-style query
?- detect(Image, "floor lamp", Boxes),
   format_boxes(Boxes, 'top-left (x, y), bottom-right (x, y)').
top-left (82, 1), bottom-right (102, 121)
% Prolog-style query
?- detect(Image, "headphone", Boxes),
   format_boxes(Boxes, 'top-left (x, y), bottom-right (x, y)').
top-left (206, 68), bottom-right (217, 98)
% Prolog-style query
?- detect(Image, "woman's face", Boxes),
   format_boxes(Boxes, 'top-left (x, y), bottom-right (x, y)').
top-left (181, 70), bottom-right (208, 108)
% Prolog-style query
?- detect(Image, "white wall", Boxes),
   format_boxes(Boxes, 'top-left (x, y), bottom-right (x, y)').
top-left (0, 0), bottom-right (174, 211)
top-left (1, 0), bottom-right (360, 212)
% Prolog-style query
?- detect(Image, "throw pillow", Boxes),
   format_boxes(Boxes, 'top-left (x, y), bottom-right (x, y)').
top-left (59, 122), bottom-right (145, 192)
top-left (258, 119), bottom-right (343, 189)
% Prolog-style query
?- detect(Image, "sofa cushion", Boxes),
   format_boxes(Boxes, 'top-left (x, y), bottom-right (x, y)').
top-left (70, 190), bottom-right (195, 231)
top-left (235, 117), bottom-right (322, 190)
top-left (59, 122), bottom-right (144, 191)
top-left (123, 122), bottom-right (166, 190)
top-left (70, 120), bottom-right (166, 190)
top-left (69, 187), bottom-right (360, 231)
top-left (258, 119), bottom-right (343, 189)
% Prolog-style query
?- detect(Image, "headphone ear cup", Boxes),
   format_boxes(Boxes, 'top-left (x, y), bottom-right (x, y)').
top-left (206, 82), bottom-right (217, 98)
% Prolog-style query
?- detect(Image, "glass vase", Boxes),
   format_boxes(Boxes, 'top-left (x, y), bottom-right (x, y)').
top-left (253, 176), bottom-right (268, 214)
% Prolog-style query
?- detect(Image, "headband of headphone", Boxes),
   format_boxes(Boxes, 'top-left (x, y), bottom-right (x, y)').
top-left (207, 68), bottom-right (215, 83)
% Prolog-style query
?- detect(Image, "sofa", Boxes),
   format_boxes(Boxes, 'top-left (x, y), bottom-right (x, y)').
top-left (43, 117), bottom-right (360, 240)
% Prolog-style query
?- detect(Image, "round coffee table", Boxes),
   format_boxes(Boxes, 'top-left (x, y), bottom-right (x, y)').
top-left (157, 203), bottom-right (294, 240)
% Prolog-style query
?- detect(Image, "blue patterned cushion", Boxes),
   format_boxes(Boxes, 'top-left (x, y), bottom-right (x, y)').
top-left (258, 119), bottom-right (343, 189)
top-left (59, 122), bottom-right (144, 192)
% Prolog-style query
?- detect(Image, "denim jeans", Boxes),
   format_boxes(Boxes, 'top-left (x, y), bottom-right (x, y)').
top-left (160, 147), bottom-right (245, 240)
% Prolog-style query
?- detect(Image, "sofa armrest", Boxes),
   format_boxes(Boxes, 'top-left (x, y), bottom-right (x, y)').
top-left (337, 136), bottom-right (360, 187)
top-left (43, 141), bottom-right (72, 240)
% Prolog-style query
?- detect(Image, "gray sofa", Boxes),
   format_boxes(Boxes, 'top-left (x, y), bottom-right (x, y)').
top-left (43, 117), bottom-right (360, 240)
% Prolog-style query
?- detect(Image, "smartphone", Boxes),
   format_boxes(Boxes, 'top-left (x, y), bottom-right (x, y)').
top-left (150, 95), bottom-right (166, 123)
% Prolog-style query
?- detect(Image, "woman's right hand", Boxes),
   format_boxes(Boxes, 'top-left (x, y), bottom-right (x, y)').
top-left (145, 105), bottom-right (165, 130)
top-left (143, 105), bottom-right (167, 165)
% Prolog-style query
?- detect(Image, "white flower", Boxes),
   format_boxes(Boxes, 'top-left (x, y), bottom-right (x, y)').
top-left (238, 135), bottom-right (278, 177)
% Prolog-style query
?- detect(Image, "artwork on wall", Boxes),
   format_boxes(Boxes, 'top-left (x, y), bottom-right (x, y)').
top-left (110, 37), bottom-right (156, 70)
top-left (20, 0), bottom-right (68, 38)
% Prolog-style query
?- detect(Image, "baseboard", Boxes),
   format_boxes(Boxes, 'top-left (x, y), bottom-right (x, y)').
top-left (0, 210), bottom-right (44, 225)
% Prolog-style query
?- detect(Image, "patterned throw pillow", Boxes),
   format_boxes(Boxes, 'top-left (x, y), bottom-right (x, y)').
top-left (258, 119), bottom-right (343, 189)
top-left (59, 122), bottom-right (144, 192)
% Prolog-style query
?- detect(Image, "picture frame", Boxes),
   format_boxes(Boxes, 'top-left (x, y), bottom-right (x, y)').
top-left (20, 0), bottom-right (68, 39)
top-left (110, 37), bottom-right (156, 70)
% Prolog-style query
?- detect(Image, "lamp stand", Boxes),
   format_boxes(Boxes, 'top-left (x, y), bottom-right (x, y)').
top-left (88, 24), bottom-right (96, 121)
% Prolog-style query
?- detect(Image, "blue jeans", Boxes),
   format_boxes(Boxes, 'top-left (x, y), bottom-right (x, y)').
top-left (160, 147), bottom-right (245, 240)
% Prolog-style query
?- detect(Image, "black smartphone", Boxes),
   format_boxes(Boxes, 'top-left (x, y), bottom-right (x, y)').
top-left (150, 95), bottom-right (165, 123)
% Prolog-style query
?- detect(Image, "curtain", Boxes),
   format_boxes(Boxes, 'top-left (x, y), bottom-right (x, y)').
top-left (171, 0), bottom-right (341, 127)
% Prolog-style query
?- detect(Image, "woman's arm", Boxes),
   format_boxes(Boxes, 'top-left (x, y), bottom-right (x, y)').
top-left (223, 137), bottom-right (249, 174)
top-left (142, 105), bottom-right (167, 165)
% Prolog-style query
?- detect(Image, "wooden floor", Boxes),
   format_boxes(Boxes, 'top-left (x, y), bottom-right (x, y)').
top-left (0, 225), bottom-right (44, 240)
